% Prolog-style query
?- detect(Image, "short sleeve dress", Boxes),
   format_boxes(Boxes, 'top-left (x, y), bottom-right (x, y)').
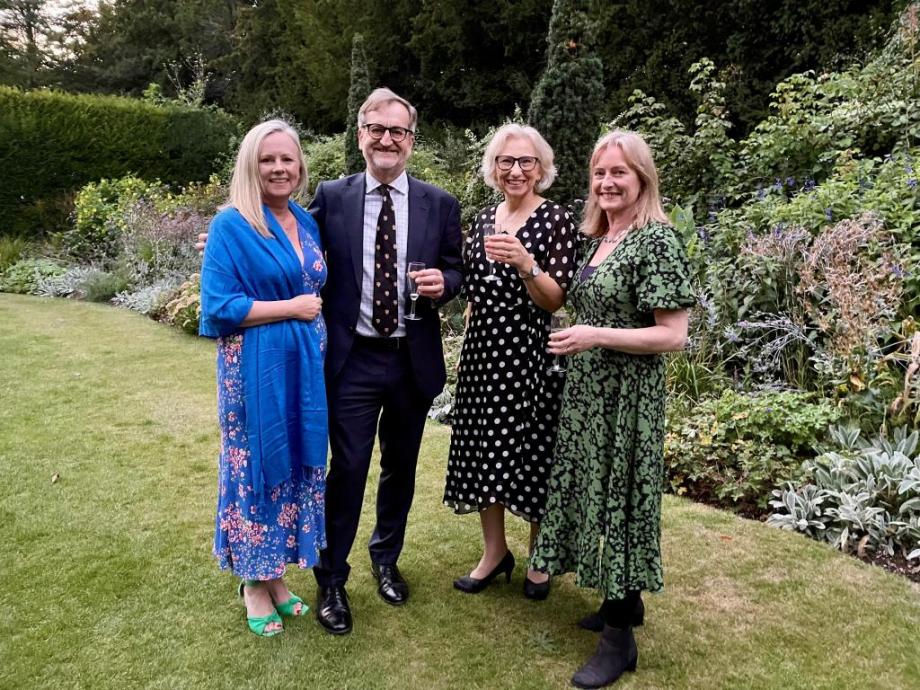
top-left (530, 221), bottom-right (694, 598)
top-left (443, 201), bottom-right (576, 522)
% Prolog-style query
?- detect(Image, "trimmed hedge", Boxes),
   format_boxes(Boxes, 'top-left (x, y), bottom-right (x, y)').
top-left (0, 87), bottom-right (239, 236)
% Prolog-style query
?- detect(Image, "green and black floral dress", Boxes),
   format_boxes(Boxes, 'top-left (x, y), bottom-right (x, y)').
top-left (530, 221), bottom-right (694, 599)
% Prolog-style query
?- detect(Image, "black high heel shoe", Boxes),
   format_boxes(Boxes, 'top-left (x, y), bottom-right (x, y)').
top-left (523, 573), bottom-right (551, 600)
top-left (453, 551), bottom-right (515, 593)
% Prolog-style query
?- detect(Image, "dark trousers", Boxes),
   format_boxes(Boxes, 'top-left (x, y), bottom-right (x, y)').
top-left (314, 337), bottom-right (432, 587)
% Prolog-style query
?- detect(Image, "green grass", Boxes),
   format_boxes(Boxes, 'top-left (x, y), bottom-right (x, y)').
top-left (1, 292), bottom-right (919, 689)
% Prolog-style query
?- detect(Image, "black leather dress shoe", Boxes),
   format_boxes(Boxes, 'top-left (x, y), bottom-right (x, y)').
top-left (316, 585), bottom-right (352, 635)
top-left (371, 563), bottom-right (409, 606)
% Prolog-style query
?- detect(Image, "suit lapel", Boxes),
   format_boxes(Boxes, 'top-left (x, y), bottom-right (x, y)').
top-left (344, 174), bottom-right (366, 292)
top-left (406, 176), bottom-right (430, 264)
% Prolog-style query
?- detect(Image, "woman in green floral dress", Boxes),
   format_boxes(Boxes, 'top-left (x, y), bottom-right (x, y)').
top-left (530, 130), bottom-right (694, 689)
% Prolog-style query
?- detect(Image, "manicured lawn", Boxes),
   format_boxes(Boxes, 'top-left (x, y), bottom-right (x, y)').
top-left (1, 292), bottom-right (919, 689)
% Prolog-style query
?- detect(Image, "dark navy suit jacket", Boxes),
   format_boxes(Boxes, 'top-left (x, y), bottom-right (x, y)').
top-left (308, 172), bottom-right (464, 400)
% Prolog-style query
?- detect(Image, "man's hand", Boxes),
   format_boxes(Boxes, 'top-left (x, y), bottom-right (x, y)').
top-left (196, 232), bottom-right (208, 254)
top-left (412, 268), bottom-right (445, 300)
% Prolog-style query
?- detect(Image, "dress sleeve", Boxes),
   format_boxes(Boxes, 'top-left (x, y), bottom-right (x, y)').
top-left (635, 224), bottom-right (695, 313)
top-left (541, 205), bottom-right (577, 291)
top-left (199, 214), bottom-right (255, 337)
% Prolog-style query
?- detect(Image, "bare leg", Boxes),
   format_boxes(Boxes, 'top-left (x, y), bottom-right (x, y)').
top-left (265, 578), bottom-right (303, 614)
top-left (242, 581), bottom-right (283, 633)
top-left (526, 522), bottom-right (549, 583)
top-left (469, 503), bottom-right (509, 578)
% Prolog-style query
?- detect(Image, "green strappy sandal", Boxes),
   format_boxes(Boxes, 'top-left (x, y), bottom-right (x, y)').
top-left (238, 580), bottom-right (284, 637)
top-left (274, 593), bottom-right (308, 618)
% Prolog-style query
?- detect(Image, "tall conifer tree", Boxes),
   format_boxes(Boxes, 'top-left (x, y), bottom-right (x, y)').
top-left (345, 32), bottom-right (371, 175)
top-left (528, 0), bottom-right (604, 208)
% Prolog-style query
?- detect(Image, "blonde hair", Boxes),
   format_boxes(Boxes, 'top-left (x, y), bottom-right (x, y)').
top-left (580, 130), bottom-right (668, 238)
top-left (357, 87), bottom-right (418, 132)
top-left (224, 119), bottom-right (309, 237)
top-left (480, 124), bottom-right (557, 193)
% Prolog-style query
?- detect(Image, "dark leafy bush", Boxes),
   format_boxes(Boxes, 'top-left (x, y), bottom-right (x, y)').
top-left (665, 390), bottom-right (842, 515)
top-left (0, 86), bottom-right (238, 236)
top-left (0, 237), bottom-right (28, 272)
top-left (81, 271), bottom-right (129, 303)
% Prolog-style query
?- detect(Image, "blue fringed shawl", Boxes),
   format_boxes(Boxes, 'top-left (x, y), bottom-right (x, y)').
top-left (199, 201), bottom-right (327, 502)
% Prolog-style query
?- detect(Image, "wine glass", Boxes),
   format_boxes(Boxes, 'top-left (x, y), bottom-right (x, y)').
top-left (547, 310), bottom-right (571, 374)
top-left (406, 261), bottom-right (425, 321)
top-left (481, 222), bottom-right (500, 283)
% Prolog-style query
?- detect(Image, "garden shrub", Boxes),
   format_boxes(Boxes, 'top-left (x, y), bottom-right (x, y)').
top-left (65, 176), bottom-right (172, 264)
top-left (0, 237), bottom-right (28, 272)
top-left (0, 86), bottom-right (238, 236)
top-left (665, 389), bottom-right (842, 514)
top-left (158, 274), bottom-right (201, 335)
top-left (113, 280), bottom-right (180, 316)
top-left (768, 425), bottom-right (920, 563)
top-left (81, 271), bottom-right (129, 303)
top-left (0, 258), bottom-right (67, 294)
top-left (35, 266), bottom-right (98, 298)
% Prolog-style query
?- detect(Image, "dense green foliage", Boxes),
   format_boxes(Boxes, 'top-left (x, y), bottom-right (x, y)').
top-left (345, 33), bottom-right (370, 175)
top-left (1, 1), bottom-right (904, 137)
top-left (0, 86), bottom-right (238, 235)
top-left (528, 0), bottom-right (605, 207)
top-left (665, 390), bottom-right (842, 514)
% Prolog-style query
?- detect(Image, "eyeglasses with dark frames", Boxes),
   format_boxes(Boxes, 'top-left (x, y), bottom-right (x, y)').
top-left (362, 123), bottom-right (414, 142)
top-left (495, 155), bottom-right (539, 172)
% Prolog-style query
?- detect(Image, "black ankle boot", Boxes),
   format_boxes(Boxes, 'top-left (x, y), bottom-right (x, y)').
top-left (570, 625), bottom-right (638, 689)
top-left (577, 595), bottom-right (644, 632)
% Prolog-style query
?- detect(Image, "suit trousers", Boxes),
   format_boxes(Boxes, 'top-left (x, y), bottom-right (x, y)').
top-left (314, 336), bottom-right (432, 587)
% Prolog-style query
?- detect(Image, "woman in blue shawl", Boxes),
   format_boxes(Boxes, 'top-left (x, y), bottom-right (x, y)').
top-left (200, 120), bottom-right (328, 637)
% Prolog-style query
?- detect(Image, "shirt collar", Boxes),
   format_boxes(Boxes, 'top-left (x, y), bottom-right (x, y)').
top-left (365, 170), bottom-right (408, 197)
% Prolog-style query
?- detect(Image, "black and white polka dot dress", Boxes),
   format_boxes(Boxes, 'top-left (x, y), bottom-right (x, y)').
top-left (443, 201), bottom-right (577, 522)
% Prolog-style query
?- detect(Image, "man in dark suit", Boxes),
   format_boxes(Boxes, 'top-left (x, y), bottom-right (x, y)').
top-left (309, 88), bottom-right (463, 634)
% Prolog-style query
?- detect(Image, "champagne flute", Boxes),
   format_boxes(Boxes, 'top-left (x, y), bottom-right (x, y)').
top-left (547, 310), bottom-right (572, 374)
top-left (406, 261), bottom-right (425, 321)
top-left (481, 221), bottom-right (500, 283)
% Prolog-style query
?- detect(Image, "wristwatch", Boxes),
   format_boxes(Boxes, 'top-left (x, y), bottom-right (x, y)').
top-left (520, 256), bottom-right (541, 281)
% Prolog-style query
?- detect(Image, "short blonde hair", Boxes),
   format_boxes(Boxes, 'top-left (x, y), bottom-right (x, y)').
top-left (480, 124), bottom-right (556, 193)
top-left (224, 119), bottom-right (308, 238)
top-left (357, 87), bottom-right (418, 132)
top-left (581, 130), bottom-right (668, 238)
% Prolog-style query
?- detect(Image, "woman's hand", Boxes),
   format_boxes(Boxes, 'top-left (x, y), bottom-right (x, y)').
top-left (196, 232), bottom-right (208, 253)
top-left (288, 294), bottom-right (322, 321)
top-left (548, 325), bottom-right (598, 355)
top-left (484, 233), bottom-right (530, 270)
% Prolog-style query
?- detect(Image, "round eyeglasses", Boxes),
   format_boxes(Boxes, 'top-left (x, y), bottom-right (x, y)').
top-left (495, 155), bottom-right (539, 172)
top-left (363, 124), bottom-right (414, 143)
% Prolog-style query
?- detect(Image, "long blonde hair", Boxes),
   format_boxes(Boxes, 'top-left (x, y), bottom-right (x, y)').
top-left (223, 119), bottom-right (309, 237)
top-left (580, 130), bottom-right (668, 238)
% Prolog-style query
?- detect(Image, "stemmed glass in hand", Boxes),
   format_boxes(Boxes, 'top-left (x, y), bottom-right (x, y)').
top-left (481, 222), bottom-right (500, 283)
top-left (547, 310), bottom-right (572, 374)
top-left (406, 261), bottom-right (426, 321)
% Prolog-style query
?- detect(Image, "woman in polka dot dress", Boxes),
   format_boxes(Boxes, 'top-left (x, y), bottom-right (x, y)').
top-left (443, 124), bottom-right (576, 599)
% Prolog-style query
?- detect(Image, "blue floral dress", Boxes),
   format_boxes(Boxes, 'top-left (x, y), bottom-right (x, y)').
top-left (213, 222), bottom-right (328, 579)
